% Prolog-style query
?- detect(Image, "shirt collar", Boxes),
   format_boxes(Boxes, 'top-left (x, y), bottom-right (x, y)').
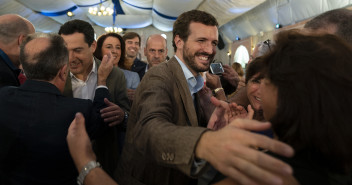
top-left (175, 55), bottom-right (204, 95)
top-left (145, 63), bottom-right (149, 72)
top-left (70, 57), bottom-right (97, 81)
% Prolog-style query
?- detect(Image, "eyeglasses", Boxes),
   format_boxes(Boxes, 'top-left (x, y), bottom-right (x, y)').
top-left (263, 39), bottom-right (271, 51)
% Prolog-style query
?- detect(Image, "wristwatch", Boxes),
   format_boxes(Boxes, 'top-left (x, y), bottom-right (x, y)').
top-left (212, 87), bottom-right (224, 96)
top-left (77, 161), bottom-right (101, 185)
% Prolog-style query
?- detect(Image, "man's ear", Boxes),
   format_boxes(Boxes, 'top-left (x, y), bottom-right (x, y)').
top-left (90, 40), bottom-right (97, 53)
top-left (59, 64), bottom-right (68, 81)
top-left (174, 35), bottom-right (184, 49)
top-left (18, 34), bottom-right (26, 46)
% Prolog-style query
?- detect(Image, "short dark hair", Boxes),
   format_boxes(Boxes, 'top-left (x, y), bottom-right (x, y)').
top-left (122, 32), bottom-right (141, 46)
top-left (94, 32), bottom-right (125, 68)
top-left (20, 33), bottom-right (68, 81)
top-left (172, 10), bottom-right (218, 52)
top-left (245, 58), bottom-right (264, 84)
top-left (58, 19), bottom-right (95, 47)
top-left (261, 30), bottom-right (352, 172)
top-left (304, 8), bottom-right (352, 45)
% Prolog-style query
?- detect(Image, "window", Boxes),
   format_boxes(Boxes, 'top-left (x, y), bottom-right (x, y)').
top-left (234, 45), bottom-right (249, 68)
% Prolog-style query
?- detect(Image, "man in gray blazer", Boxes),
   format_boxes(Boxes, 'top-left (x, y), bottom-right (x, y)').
top-left (116, 10), bottom-right (294, 185)
top-left (58, 20), bottom-right (130, 177)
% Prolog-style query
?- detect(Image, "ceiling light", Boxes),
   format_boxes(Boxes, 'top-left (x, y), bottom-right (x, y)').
top-left (67, 11), bottom-right (74, 17)
top-left (105, 27), bottom-right (123, 33)
top-left (89, 4), bottom-right (113, 16)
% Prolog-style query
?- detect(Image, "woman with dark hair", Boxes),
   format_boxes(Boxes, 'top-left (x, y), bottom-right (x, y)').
top-left (259, 30), bottom-right (352, 184)
top-left (228, 58), bottom-right (267, 121)
top-left (228, 40), bottom-right (276, 123)
top-left (94, 33), bottom-right (140, 103)
top-left (216, 30), bottom-right (352, 185)
top-left (208, 58), bottom-right (273, 138)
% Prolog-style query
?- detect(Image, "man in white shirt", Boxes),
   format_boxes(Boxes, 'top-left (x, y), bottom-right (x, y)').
top-left (59, 19), bottom-right (130, 177)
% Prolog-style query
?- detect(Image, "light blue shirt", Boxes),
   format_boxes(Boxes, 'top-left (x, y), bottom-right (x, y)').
top-left (122, 69), bottom-right (140, 89)
top-left (174, 55), bottom-right (204, 100)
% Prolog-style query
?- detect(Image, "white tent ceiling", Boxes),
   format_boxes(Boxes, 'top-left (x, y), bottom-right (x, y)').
top-left (220, 0), bottom-right (352, 42)
top-left (1, 0), bottom-right (351, 46)
top-left (0, 0), bottom-right (265, 33)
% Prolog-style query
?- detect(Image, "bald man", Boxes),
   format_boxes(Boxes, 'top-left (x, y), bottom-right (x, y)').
top-left (0, 33), bottom-right (113, 185)
top-left (144, 34), bottom-right (168, 71)
top-left (0, 14), bottom-right (35, 88)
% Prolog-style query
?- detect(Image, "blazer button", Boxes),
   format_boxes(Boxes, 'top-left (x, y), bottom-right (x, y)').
top-left (169, 153), bottom-right (175, 161)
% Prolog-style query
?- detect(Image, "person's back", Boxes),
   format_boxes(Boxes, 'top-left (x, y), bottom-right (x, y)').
top-left (0, 83), bottom-right (93, 185)
top-left (0, 33), bottom-right (112, 185)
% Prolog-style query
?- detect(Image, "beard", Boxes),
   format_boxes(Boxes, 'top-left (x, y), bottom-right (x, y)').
top-left (183, 46), bottom-right (215, 73)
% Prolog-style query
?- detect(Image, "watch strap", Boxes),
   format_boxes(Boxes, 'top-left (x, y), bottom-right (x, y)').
top-left (77, 161), bottom-right (101, 185)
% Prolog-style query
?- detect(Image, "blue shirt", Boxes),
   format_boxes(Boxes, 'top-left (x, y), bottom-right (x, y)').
top-left (174, 55), bottom-right (204, 100)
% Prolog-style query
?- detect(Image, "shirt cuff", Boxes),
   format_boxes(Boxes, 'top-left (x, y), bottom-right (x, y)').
top-left (96, 85), bottom-right (108, 89)
top-left (191, 158), bottom-right (207, 175)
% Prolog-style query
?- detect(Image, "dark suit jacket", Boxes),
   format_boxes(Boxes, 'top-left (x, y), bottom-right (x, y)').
top-left (131, 58), bottom-right (147, 80)
top-left (116, 57), bottom-right (208, 185)
top-left (63, 58), bottom-right (131, 176)
top-left (0, 80), bottom-right (109, 185)
top-left (0, 52), bottom-right (20, 88)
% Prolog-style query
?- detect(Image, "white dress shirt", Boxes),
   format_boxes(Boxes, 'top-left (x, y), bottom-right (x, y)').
top-left (70, 58), bottom-right (98, 100)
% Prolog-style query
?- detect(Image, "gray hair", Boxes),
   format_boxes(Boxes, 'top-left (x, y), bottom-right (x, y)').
top-left (20, 33), bottom-right (68, 81)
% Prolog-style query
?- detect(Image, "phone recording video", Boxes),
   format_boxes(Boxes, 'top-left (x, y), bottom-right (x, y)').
top-left (209, 63), bottom-right (224, 75)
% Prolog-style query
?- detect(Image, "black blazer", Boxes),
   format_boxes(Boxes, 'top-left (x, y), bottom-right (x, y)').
top-left (0, 80), bottom-right (110, 185)
top-left (0, 55), bottom-right (20, 88)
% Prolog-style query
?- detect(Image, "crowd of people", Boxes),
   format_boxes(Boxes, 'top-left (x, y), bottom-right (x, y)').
top-left (0, 7), bottom-right (351, 185)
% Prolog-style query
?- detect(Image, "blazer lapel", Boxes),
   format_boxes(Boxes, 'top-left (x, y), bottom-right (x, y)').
top-left (167, 57), bottom-right (199, 127)
top-left (63, 74), bottom-right (73, 98)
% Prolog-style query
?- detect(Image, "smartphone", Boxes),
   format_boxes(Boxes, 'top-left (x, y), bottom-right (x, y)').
top-left (209, 63), bottom-right (224, 75)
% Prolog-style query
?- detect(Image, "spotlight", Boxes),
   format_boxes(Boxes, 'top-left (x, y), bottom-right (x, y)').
top-left (67, 11), bottom-right (74, 17)
top-left (161, 34), bottom-right (167, 39)
top-left (275, 24), bottom-right (282, 29)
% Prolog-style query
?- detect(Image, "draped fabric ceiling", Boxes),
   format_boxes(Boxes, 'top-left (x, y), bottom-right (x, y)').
top-left (0, 0), bottom-right (265, 34)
